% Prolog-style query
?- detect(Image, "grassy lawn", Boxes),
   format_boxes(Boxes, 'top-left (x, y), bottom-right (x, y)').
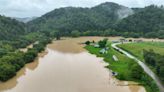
top-left (85, 43), bottom-right (135, 80)
top-left (85, 42), bottom-right (159, 92)
top-left (118, 42), bottom-right (164, 61)
top-left (118, 42), bottom-right (164, 87)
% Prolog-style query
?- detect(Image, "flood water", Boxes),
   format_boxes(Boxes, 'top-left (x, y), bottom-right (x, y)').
top-left (0, 37), bottom-right (145, 92)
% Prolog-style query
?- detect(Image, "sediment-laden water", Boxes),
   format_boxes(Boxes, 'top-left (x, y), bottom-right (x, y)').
top-left (0, 37), bottom-right (145, 92)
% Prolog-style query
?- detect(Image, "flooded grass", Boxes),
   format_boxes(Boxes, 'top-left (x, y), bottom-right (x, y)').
top-left (0, 37), bottom-right (148, 92)
top-left (85, 42), bottom-right (159, 92)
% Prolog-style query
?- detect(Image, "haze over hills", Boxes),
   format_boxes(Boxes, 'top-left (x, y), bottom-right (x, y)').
top-left (115, 5), bottom-right (164, 38)
top-left (27, 2), bottom-right (164, 38)
top-left (14, 17), bottom-right (37, 23)
top-left (0, 2), bottom-right (164, 39)
top-left (27, 2), bottom-right (134, 33)
top-left (0, 2), bottom-right (164, 92)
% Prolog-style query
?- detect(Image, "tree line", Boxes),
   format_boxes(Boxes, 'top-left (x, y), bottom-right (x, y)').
top-left (0, 37), bottom-right (51, 81)
top-left (143, 49), bottom-right (164, 85)
top-left (27, 3), bottom-right (164, 39)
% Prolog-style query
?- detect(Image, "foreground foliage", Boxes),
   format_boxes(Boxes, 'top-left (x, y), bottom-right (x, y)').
top-left (85, 42), bottom-right (159, 92)
top-left (118, 42), bottom-right (164, 87)
top-left (118, 42), bottom-right (164, 60)
top-left (0, 38), bottom-right (51, 81)
top-left (143, 50), bottom-right (164, 85)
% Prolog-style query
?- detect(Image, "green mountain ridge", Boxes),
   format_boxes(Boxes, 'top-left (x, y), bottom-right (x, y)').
top-left (115, 5), bottom-right (164, 38)
top-left (0, 2), bottom-right (164, 39)
top-left (27, 2), bottom-right (134, 35)
top-left (0, 15), bottom-right (26, 40)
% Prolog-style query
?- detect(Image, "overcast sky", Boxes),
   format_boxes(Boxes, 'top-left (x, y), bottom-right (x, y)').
top-left (0, 0), bottom-right (164, 18)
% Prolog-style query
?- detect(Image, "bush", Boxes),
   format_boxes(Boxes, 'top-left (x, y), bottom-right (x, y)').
top-left (85, 41), bottom-right (90, 45)
top-left (98, 38), bottom-right (108, 48)
top-left (131, 64), bottom-right (143, 80)
top-left (0, 62), bottom-right (16, 81)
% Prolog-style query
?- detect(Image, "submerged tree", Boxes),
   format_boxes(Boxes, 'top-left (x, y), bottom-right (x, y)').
top-left (54, 31), bottom-right (61, 40)
top-left (98, 38), bottom-right (108, 48)
top-left (85, 41), bottom-right (90, 45)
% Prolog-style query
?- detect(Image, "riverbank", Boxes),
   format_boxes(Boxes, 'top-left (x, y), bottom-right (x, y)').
top-left (85, 41), bottom-right (159, 92)
top-left (0, 37), bottom-right (158, 92)
top-left (0, 37), bottom-right (146, 92)
top-left (0, 38), bottom-right (51, 82)
top-left (117, 42), bottom-right (164, 91)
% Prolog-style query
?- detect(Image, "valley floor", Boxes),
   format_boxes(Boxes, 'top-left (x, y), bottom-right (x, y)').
top-left (85, 39), bottom-right (164, 92)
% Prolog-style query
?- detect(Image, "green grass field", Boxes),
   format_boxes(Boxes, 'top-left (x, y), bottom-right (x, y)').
top-left (85, 43), bottom-right (135, 80)
top-left (85, 42), bottom-right (159, 92)
top-left (118, 42), bottom-right (164, 60)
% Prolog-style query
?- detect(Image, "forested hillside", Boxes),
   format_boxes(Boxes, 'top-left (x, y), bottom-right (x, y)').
top-left (27, 2), bottom-right (133, 36)
top-left (115, 5), bottom-right (164, 38)
top-left (0, 15), bottom-right (55, 57)
top-left (14, 17), bottom-right (37, 23)
top-left (0, 15), bottom-right (26, 40)
top-left (0, 15), bottom-right (55, 81)
top-left (27, 3), bottom-right (164, 38)
top-left (0, 1), bottom-right (164, 85)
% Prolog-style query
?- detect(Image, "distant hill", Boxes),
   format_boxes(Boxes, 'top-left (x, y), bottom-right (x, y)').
top-left (115, 5), bottom-right (164, 38)
top-left (0, 15), bottom-right (26, 40)
top-left (14, 17), bottom-right (37, 23)
top-left (1, 2), bottom-right (163, 39)
top-left (27, 2), bottom-right (134, 34)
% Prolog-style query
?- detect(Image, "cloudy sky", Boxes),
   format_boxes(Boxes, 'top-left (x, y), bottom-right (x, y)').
top-left (0, 0), bottom-right (163, 18)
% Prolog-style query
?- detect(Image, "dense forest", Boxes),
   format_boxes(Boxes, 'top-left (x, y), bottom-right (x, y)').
top-left (27, 2), bottom-right (164, 38)
top-left (115, 5), bottom-right (164, 38)
top-left (143, 50), bottom-right (164, 85)
top-left (0, 15), bottom-right (26, 40)
top-left (0, 15), bottom-right (56, 81)
top-left (27, 2), bottom-right (133, 36)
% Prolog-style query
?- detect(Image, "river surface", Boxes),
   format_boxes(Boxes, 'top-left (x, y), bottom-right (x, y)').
top-left (0, 37), bottom-right (145, 92)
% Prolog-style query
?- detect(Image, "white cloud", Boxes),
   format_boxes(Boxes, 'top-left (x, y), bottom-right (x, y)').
top-left (0, 0), bottom-right (164, 18)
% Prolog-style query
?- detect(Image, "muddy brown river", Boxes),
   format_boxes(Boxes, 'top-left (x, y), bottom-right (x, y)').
top-left (0, 37), bottom-right (146, 92)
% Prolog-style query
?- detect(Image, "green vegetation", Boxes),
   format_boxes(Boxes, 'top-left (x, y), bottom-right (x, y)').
top-left (98, 38), bottom-right (108, 48)
top-left (118, 42), bottom-right (164, 60)
top-left (85, 41), bottom-right (91, 45)
top-left (27, 2), bottom-right (133, 37)
top-left (0, 15), bottom-right (26, 41)
top-left (0, 14), bottom-right (59, 81)
top-left (71, 30), bottom-right (80, 37)
top-left (118, 42), bottom-right (164, 85)
top-left (143, 50), bottom-right (164, 84)
top-left (0, 2), bottom-right (164, 91)
top-left (27, 3), bottom-right (164, 39)
top-left (115, 5), bottom-right (164, 38)
top-left (0, 38), bottom-right (52, 81)
top-left (85, 41), bottom-right (159, 92)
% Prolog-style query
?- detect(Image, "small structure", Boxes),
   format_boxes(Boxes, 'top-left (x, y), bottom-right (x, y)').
top-left (112, 71), bottom-right (118, 76)
top-left (105, 47), bottom-right (109, 50)
top-left (112, 40), bottom-right (119, 43)
top-left (99, 48), bottom-right (108, 54)
top-left (34, 41), bottom-right (39, 45)
top-left (113, 55), bottom-right (118, 61)
top-left (134, 40), bottom-right (143, 43)
top-left (119, 38), bottom-right (128, 43)
top-left (120, 38), bottom-right (126, 42)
